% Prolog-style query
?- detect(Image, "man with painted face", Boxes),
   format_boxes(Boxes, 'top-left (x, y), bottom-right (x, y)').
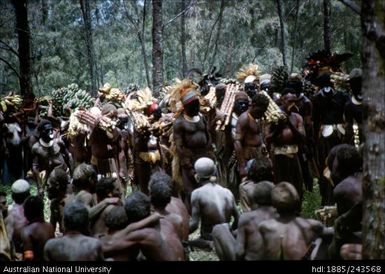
top-left (344, 68), bottom-right (364, 146)
top-left (312, 74), bottom-right (349, 205)
top-left (173, 85), bottom-right (214, 212)
top-left (234, 93), bottom-right (270, 179)
top-left (31, 119), bottom-right (71, 194)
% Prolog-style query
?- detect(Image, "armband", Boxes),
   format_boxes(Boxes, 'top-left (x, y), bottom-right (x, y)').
top-left (24, 250), bottom-right (34, 260)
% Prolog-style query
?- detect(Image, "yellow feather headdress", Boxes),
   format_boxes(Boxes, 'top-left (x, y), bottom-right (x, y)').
top-left (236, 63), bottom-right (261, 84)
top-left (168, 79), bottom-right (199, 113)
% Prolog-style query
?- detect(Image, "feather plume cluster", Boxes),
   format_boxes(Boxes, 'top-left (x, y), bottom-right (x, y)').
top-left (124, 87), bottom-right (155, 111)
top-left (236, 63), bottom-right (261, 83)
top-left (167, 79), bottom-right (199, 113)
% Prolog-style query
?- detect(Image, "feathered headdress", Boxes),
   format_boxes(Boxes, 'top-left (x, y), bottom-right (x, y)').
top-left (168, 79), bottom-right (199, 112)
top-left (236, 63), bottom-right (261, 84)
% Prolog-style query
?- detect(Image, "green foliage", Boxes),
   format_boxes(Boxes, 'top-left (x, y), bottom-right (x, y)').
top-left (0, 0), bottom-right (362, 96)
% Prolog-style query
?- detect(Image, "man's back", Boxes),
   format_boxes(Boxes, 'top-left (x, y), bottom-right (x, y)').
top-left (258, 217), bottom-right (323, 260)
top-left (44, 234), bottom-right (103, 261)
top-left (21, 222), bottom-right (54, 261)
top-left (192, 183), bottom-right (236, 233)
top-left (236, 206), bottom-right (276, 260)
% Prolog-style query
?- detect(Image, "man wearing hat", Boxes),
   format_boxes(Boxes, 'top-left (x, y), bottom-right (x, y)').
top-left (173, 81), bottom-right (215, 212)
top-left (189, 157), bottom-right (239, 250)
top-left (5, 179), bottom-right (30, 256)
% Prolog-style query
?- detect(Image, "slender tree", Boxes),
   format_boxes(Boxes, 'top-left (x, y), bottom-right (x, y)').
top-left (180, 0), bottom-right (188, 77)
top-left (11, 0), bottom-right (32, 96)
top-left (323, 0), bottom-right (332, 54)
top-left (276, 0), bottom-right (288, 67)
top-left (79, 0), bottom-right (98, 96)
top-left (152, 0), bottom-right (163, 97)
top-left (361, 0), bottom-right (385, 259)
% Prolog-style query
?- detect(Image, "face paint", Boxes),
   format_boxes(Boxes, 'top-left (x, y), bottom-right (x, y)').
top-left (233, 100), bottom-right (249, 115)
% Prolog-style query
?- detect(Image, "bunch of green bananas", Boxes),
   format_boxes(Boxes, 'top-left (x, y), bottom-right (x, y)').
top-left (0, 94), bottom-right (23, 112)
top-left (52, 84), bottom-right (94, 116)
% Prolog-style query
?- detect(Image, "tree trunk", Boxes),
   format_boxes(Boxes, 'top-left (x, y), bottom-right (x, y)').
top-left (11, 0), bottom-right (32, 96)
top-left (41, 0), bottom-right (48, 26)
top-left (180, 0), bottom-right (188, 78)
top-left (80, 0), bottom-right (98, 96)
top-left (276, 0), bottom-right (288, 67)
top-left (361, 0), bottom-right (385, 259)
top-left (141, 0), bottom-right (151, 88)
top-left (290, 0), bottom-right (300, 73)
top-left (152, 0), bottom-right (163, 98)
top-left (209, 0), bottom-right (225, 71)
top-left (323, 0), bottom-right (332, 54)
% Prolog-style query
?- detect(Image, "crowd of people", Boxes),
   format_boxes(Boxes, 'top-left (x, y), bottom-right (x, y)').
top-left (0, 51), bottom-right (364, 261)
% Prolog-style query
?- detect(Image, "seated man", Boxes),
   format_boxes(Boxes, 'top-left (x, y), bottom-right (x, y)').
top-left (149, 172), bottom-right (189, 241)
top-left (102, 192), bottom-right (184, 261)
top-left (91, 177), bottom-right (122, 237)
top-left (5, 179), bottom-right (30, 256)
top-left (258, 182), bottom-right (324, 260)
top-left (239, 154), bottom-right (274, 212)
top-left (21, 196), bottom-right (54, 261)
top-left (212, 181), bottom-right (276, 260)
top-left (44, 202), bottom-right (104, 261)
top-left (189, 157), bottom-right (239, 250)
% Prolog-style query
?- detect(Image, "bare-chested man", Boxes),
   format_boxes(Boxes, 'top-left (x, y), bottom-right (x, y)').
top-left (91, 177), bottom-right (122, 236)
top-left (148, 172), bottom-right (189, 239)
top-left (21, 196), bottom-right (54, 261)
top-left (149, 173), bottom-right (188, 241)
top-left (189, 157), bottom-right (239, 250)
top-left (266, 93), bottom-right (306, 201)
top-left (102, 192), bottom-right (184, 261)
top-left (31, 119), bottom-right (71, 194)
top-left (44, 202), bottom-right (104, 261)
top-left (5, 179), bottom-right (30, 255)
top-left (46, 167), bottom-right (70, 233)
top-left (173, 85), bottom-right (214, 211)
top-left (258, 182), bottom-right (324, 260)
top-left (70, 163), bottom-right (119, 224)
top-left (212, 181), bottom-right (276, 261)
top-left (234, 93), bottom-right (270, 178)
top-left (238, 154), bottom-right (274, 212)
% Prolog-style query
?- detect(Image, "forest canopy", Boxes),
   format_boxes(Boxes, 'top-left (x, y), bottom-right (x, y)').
top-left (0, 0), bottom-right (362, 96)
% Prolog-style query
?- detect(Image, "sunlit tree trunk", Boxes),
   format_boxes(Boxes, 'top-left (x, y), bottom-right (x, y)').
top-left (152, 0), bottom-right (163, 98)
top-left (361, 0), bottom-right (385, 259)
top-left (80, 0), bottom-right (98, 96)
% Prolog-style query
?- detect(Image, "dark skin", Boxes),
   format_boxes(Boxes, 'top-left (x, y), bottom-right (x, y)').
top-left (257, 183), bottom-right (324, 260)
top-left (102, 214), bottom-right (183, 261)
top-left (266, 94), bottom-right (305, 148)
top-left (173, 99), bottom-right (212, 210)
top-left (234, 104), bottom-right (267, 178)
top-left (44, 231), bottom-right (104, 261)
top-left (235, 205), bottom-right (276, 260)
top-left (92, 181), bottom-right (122, 236)
top-left (166, 197), bottom-right (190, 241)
top-left (21, 220), bottom-right (54, 261)
top-left (189, 180), bottom-right (239, 240)
top-left (0, 194), bottom-right (7, 218)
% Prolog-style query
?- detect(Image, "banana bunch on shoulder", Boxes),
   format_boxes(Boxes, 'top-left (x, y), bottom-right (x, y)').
top-left (105, 88), bottom-right (126, 103)
top-left (260, 91), bottom-right (286, 125)
top-left (0, 94), bottom-right (23, 112)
